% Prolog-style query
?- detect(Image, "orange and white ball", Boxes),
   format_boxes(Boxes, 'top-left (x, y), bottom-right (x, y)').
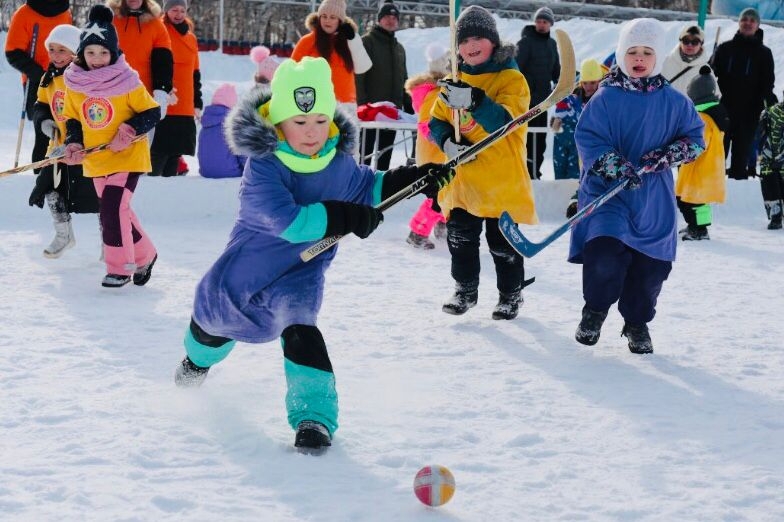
top-left (413, 465), bottom-right (456, 507)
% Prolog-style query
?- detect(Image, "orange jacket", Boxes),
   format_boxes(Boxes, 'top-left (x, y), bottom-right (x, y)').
top-left (5, 5), bottom-right (72, 83)
top-left (163, 18), bottom-right (200, 116)
top-left (110, 6), bottom-right (172, 93)
top-left (292, 31), bottom-right (357, 104)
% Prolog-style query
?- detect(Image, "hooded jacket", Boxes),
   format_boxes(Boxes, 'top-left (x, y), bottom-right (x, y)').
top-left (429, 44), bottom-right (537, 224)
top-left (356, 25), bottom-right (408, 108)
top-left (107, 0), bottom-right (173, 93)
top-left (191, 89), bottom-right (379, 343)
top-left (515, 25), bottom-right (559, 107)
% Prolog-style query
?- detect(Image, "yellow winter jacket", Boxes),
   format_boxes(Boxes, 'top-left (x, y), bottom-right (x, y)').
top-left (37, 73), bottom-right (68, 146)
top-left (430, 57), bottom-right (537, 224)
top-left (62, 85), bottom-right (159, 177)
top-left (676, 111), bottom-right (726, 204)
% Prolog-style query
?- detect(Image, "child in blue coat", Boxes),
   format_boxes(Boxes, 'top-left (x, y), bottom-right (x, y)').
top-left (569, 18), bottom-right (705, 354)
top-left (197, 83), bottom-right (247, 178)
top-left (174, 57), bottom-right (451, 452)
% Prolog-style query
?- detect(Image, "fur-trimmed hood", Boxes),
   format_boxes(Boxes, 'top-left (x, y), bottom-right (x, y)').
top-left (107, 0), bottom-right (162, 23)
top-left (304, 12), bottom-right (358, 33)
top-left (459, 43), bottom-right (518, 73)
top-left (404, 71), bottom-right (445, 94)
top-left (225, 87), bottom-right (358, 158)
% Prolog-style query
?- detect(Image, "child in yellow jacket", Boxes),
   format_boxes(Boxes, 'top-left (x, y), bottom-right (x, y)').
top-left (61, 6), bottom-right (161, 288)
top-left (676, 65), bottom-right (729, 241)
top-left (430, 6), bottom-right (535, 320)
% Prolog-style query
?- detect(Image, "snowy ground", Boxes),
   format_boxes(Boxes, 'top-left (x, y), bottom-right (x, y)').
top-left (1, 16), bottom-right (784, 522)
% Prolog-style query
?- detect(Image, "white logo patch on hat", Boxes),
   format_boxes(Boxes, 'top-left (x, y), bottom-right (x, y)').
top-left (294, 87), bottom-right (316, 113)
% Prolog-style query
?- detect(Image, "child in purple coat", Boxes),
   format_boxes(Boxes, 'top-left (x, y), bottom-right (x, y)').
top-left (174, 57), bottom-right (452, 453)
top-left (570, 18), bottom-right (705, 354)
top-left (197, 83), bottom-right (246, 178)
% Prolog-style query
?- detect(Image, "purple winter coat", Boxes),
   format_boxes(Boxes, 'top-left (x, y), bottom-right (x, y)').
top-left (197, 104), bottom-right (247, 178)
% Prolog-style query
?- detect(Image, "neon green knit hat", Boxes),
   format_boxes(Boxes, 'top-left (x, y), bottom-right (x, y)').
top-left (268, 57), bottom-right (336, 124)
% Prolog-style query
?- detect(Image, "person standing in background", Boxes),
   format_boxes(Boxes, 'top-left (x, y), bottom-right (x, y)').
top-left (356, 0), bottom-right (408, 170)
top-left (150, 0), bottom-right (202, 177)
top-left (515, 6), bottom-right (559, 180)
top-left (710, 7), bottom-right (776, 180)
top-left (661, 25), bottom-right (714, 96)
top-left (5, 0), bottom-right (73, 170)
top-left (107, 0), bottom-right (174, 117)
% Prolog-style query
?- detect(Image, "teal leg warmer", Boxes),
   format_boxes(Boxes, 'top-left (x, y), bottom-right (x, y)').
top-left (281, 325), bottom-right (338, 436)
top-left (184, 320), bottom-right (236, 368)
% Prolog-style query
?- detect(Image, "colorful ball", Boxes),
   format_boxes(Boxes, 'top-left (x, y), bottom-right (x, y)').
top-left (413, 465), bottom-right (456, 507)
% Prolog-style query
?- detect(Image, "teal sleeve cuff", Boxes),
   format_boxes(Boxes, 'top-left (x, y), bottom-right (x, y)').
top-left (280, 203), bottom-right (328, 243)
top-left (372, 171), bottom-right (384, 206)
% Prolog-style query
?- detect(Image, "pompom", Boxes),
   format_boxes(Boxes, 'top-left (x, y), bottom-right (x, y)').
top-left (425, 43), bottom-right (447, 62)
top-left (250, 45), bottom-right (271, 64)
top-left (88, 4), bottom-right (114, 24)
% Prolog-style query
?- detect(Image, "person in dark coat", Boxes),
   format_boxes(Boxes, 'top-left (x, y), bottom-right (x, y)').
top-left (355, 0), bottom-right (409, 170)
top-left (710, 7), bottom-right (776, 180)
top-left (515, 6), bottom-right (559, 179)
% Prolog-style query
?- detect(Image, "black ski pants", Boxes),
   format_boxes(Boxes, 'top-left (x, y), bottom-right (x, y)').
top-left (446, 208), bottom-right (524, 294)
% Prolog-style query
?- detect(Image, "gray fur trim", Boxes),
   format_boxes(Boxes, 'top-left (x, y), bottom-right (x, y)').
top-left (225, 86), bottom-right (358, 158)
top-left (493, 43), bottom-right (516, 64)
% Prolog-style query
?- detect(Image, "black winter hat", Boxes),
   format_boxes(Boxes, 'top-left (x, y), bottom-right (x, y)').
top-left (377, 0), bottom-right (400, 21)
top-left (77, 5), bottom-right (121, 65)
top-left (456, 5), bottom-right (500, 47)
top-left (687, 65), bottom-right (719, 105)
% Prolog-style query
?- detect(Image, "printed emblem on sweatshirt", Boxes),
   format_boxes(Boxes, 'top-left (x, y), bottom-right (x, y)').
top-left (52, 90), bottom-right (67, 122)
top-left (82, 97), bottom-right (114, 129)
top-left (459, 110), bottom-right (477, 134)
top-left (294, 87), bottom-right (316, 113)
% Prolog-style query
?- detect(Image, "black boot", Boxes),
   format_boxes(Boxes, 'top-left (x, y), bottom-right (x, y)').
top-left (575, 305), bottom-right (608, 346)
top-left (133, 254), bottom-right (157, 286)
top-left (765, 200), bottom-right (783, 230)
top-left (442, 282), bottom-right (478, 315)
top-left (295, 420), bottom-right (332, 454)
top-left (174, 356), bottom-right (210, 387)
top-left (621, 323), bottom-right (653, 354)
top-left (492, 291), bottom-right (522, 320)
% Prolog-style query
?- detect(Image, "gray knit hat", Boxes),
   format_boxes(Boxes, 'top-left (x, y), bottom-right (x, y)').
top-left (163, 0), bottom-right (187, 11)
top-left (687, 65), bottom-right (719, 105)
top-left (739, 7), bottom-right (760, 22)
top-left (456, 6), bottom-right (500, 47)
top-left (533, 7), bottom-right (555, 24)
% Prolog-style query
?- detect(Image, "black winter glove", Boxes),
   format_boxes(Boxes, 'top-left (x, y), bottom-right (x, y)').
top-left (29, 168), bottom-right (55, 208)
top-left (380, 163), bottom-right (455, 200)
top-left (337, 22), bottom-right (355, 40)
top-left (323, 200), bottom-right (383, 239)
top-left (437, 79), bottom-right (486, 111)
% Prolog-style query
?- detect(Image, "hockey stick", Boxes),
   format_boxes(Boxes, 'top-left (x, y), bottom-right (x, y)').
top-left (498, 177), bottom-right (629, 258)
top-left (14, 23), bottom-right (39, 168)
top-left (449, 0), bottom-right (461, 142)
top-left (300, 29), bottom-right (576, 262)
top-left (0, 135), bottom-right (146, 179)
top-left (52, 128), bottom-right (61, 188)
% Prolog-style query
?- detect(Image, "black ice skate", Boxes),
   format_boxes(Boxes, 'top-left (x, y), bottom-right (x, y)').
top-left (295, 420), bottom-right (332, 455)
top-left (174, 356), bottom-right (210, 387)
top-left (621, 323), bottom-right (653, 354)
top-left (575, 305), bottom-right (608, 346)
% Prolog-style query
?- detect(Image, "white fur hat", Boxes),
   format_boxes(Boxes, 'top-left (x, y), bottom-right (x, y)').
top-left (45, 24), bottom-right (82, 54)
top-left (615, 18), bottom-right (666, 77)
top-left (425, 43), bottom-right (449, 74)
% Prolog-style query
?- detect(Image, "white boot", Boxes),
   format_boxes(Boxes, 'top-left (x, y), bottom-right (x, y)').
top-left (44, 221), bottom-right (75, 259)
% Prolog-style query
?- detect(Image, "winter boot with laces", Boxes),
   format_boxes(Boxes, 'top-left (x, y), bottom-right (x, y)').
top-left (101, 273), bottom-right (132, 288)
top-left (621, 323), bottom-right (654, 354)
top-left (575, 305), bottom-right (609, 346)
top-left (294, 420), bottom-right (332, 454)
top-left (174, 356), bottom-right (210, 387)
top-left (442, 282), bottom-right (478, 315)
top-left (43, 220), bottom-right (75, 258)
top-left (492, 290), bottom-right (522, 320)
top-left (681, 225), bottom-right (710, 241)
top-left (406, 231), bottom-right (435, 250)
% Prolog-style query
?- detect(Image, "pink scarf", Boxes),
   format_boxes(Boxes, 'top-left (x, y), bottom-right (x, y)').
top-left (64, 55), bottom-right (142, 97)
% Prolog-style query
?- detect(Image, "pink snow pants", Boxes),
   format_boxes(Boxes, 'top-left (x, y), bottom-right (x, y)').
top-left (409, 198), bottom-right (446, 236)
top-left (93, 172), bottom-right (156, 276)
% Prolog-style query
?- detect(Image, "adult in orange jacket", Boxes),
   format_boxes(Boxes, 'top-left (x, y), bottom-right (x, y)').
top-left (150, 0), bottom-right (202, 177)
top-left (106, 0), bottom-right (173, 112)
top-left (4, 0), bottom-right (72, 167)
